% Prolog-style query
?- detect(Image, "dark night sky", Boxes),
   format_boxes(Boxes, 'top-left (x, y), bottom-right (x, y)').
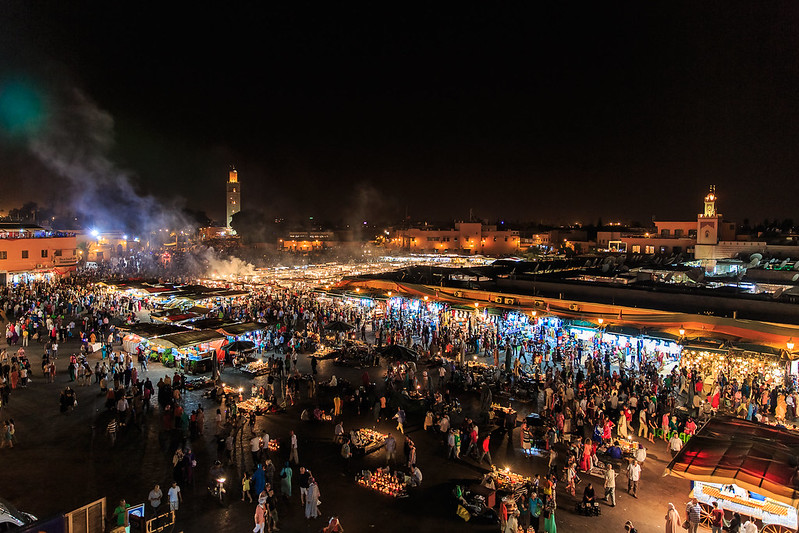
top-left (1, 3), bottom-right (799, 227)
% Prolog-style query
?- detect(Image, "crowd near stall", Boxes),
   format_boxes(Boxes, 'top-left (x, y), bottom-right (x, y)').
top-left (2, 260), bottom-right (799, 533)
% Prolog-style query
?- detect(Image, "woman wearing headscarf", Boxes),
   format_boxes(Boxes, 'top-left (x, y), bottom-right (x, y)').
top-left (665, 502), bottom-right (682, 533)
top-left (305, 477), bottom-right (321, 519)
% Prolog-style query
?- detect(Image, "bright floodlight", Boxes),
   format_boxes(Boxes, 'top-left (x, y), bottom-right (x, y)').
top-left (90, 229), bottom-right (99, 237)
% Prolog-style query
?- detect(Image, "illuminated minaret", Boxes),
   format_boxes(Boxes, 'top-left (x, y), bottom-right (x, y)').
top-left (226, 167), bottom-right (240, 230)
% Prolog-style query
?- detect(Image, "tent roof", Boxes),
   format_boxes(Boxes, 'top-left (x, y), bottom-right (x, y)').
top-left (119, 323), bottom-right (188, 338)
top-left (150, 329), bottom-right (225, 349)
top-left (187, 318), bottom-right (238, 330)
top-left (217, 322), bottom-right (266, 336)
top-left (664, 416), bottom-right (799, 507)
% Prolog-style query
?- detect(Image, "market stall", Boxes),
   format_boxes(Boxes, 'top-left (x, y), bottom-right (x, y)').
top-left (487, 466), bottom-right (531, 496)
top-left (237, 397), bottom-right (271, 414)
top-left (692, 482), bottom-right (797, 532)
top-left (240, 360), bottom-right (270, 376)
top-left (350, 428), bottom-right (389, 456)
top-left (665, 416), bottom-right (799, 533)
top-left (679, 341), bottom-right (785, 387)
top-left (356, 469), bottom-right (408, 498)
top-left (149, 329), bottom-right (227, 373)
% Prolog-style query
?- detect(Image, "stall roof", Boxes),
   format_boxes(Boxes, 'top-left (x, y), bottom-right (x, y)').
top-left (157, 312), bottom-right (202, 323)
top-left (605, 325), bottom-right (642, 337)
top-left (119, 323), bottom-right (188, 338)
top-left (187, 318), bottom-right (238, 330)
top-left (664, 416), bottom-right (799, 507)
top-left (730, 342), bottom-right (783, 356)
top-left (213, 289), bottom-right (249, 298)
top-left (217, 322), bottom-right (266, 336)
top-left (641, 328), bottom-right (680, 342)
top-left (150, 329), bottom-right (226, 349)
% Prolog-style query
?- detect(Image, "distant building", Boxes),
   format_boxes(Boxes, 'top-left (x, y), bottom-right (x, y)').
top-left (596, 187), bottom-right (742, 257)
top-left (388, 222), bottom-right (521, 255)
top-left (226, 167), bottom-right (240, 230)
top-left (694, 186), bottom-right (760, 262)
top-left (278, 230), bottom-right (364, 252)
top-left (0, 223), bottom-right (78, 283)
top-left (75, 230), bottom-right (141, 262)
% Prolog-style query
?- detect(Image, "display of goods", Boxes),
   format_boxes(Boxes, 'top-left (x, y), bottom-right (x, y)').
top-left (466, 360), bottom-right (491, 370)
top-left (237, 398), bottom-right (270, 413)
top-left (490, 466), bottom-right (531, 490)
top-left (701, 485), bottom-right (788, 517)
top-left (491, 404), bottom-right (516, 416)
top-left (267, 439), bottom-right (280, 452)
top-left (242, 361), bottom-right (270, 375)
top-left (617, 439), bottom-right (638, 454)
top-left (356, 471), bottom-right (407, 498)
top-left (355, 428), bottom-right (387, 445)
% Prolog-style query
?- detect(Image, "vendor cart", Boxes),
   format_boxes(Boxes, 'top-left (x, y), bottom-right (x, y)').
top-left (691, 481), bottom-right (798, 533)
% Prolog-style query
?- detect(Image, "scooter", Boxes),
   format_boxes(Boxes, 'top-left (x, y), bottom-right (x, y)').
top-left (209, 477), bottom-right (227, 506)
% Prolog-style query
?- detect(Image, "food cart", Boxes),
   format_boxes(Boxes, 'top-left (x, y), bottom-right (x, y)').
top-left (691, 482), bottom-right (797, 532)
top-left (665, 416), bottom-right (799, 533)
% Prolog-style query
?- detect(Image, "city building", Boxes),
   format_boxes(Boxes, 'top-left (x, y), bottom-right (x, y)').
top-left (596, 187), bottom-right (740, 257)
top-left (75, 230), bottom-right (142, 262)
top-left (226, 167), bottom-right (240, 231)
top-left (0, 223), bottom-right (78, 284)
top-left (278, 230), bottom-right (365, 252)
top-left (388, 222), bottom-right (521, 255)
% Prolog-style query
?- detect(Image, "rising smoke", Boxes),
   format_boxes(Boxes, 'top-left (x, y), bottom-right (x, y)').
top-left (26, 86), bottom-right (189, 236)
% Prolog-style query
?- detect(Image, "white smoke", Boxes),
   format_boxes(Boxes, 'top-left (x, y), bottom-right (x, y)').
top-left (206, 250), bottom-right (256, 278)
top-left (26, 87), bottom-right (188, 234)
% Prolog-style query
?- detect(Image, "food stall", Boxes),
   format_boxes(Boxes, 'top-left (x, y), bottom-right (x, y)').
top-left (237, 397), bottom-right (271, 415)
top-left (692, 482), bottom-right (797, 532)
top-left (665, 416), bottom-right (799, 533)
top-left (350, 428), bottom-right (389, 456)
top-left (487, 466), bottom-right (531, 495)
top-left (149, 329), bottom-right (227, 374)
top-left (240, 360), bottom-right (270, 376)
top-left (118, 323), bottom-right (187, 357)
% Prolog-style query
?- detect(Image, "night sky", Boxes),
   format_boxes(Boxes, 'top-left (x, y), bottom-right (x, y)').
top-left (1, 4), bottom-right (799, 227)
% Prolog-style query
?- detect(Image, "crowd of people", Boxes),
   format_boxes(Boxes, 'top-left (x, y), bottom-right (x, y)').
top-left (1, 266), bottom-right (796, 532)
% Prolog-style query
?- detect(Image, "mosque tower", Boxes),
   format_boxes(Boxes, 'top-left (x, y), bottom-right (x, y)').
top-left (226, 167), bottom-right (240, 231)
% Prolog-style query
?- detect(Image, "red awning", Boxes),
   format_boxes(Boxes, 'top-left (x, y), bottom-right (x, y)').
top-left (664, 416), bottom-right (799, 507)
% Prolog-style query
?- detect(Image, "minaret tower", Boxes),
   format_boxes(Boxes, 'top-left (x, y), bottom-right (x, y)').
top-left (697, 185), bottom-right (720, 245)
top-left (226, 167), bottom-right (240, 231)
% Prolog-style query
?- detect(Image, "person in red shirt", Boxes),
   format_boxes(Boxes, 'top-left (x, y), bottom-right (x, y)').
top-left (709, 500), bottom-right (724, 533)
top-left (479, 435), bottom-right (493, 466)
top-left (684, 418), bottom-right (697, 436)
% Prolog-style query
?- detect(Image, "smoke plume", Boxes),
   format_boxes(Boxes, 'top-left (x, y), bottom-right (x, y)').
top-left (27, 86), bottom-right (189, 235)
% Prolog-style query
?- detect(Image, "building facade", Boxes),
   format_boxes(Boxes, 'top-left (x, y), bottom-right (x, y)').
top-left (0, 223), bottom-right (78, 283)
top-left (388, 222), bottom-right (521, 255)
top-left (226, 168), bottom-right (240, 230)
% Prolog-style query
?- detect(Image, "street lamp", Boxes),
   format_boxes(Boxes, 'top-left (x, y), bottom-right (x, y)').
top-left (679, 325), bottom-right (686, 337)
top-left (788, 338), bottom-right (795, 352)
top-left (597, 317), bottom-right (604, 326)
